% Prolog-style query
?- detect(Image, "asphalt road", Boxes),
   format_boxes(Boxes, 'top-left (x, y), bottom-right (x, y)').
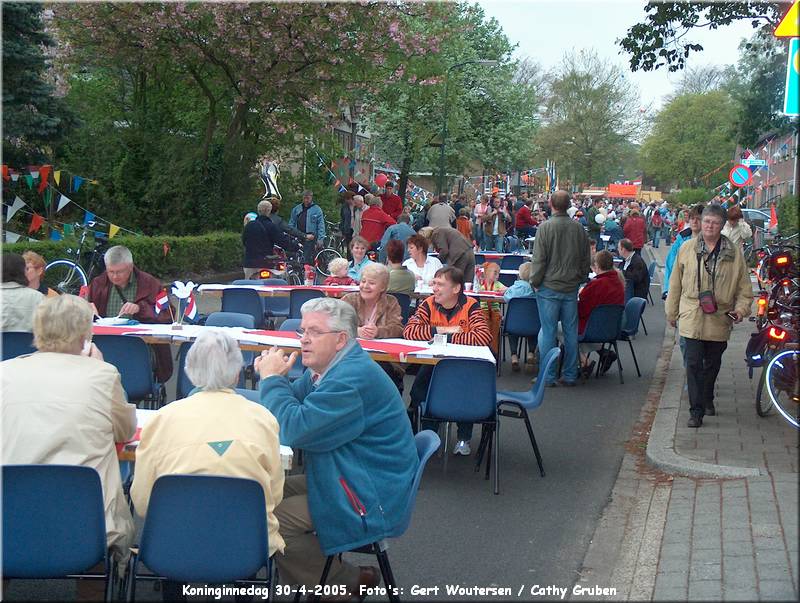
top-left (4, 293), bottom-right (667, 602)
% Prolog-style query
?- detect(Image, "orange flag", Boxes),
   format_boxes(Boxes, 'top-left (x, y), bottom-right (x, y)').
top-left (38, 165), bottom-right (51, 193)
top-left (29, 213), bottom-right (45, 233)
top-left (769, 204), bottom-right (778, 229)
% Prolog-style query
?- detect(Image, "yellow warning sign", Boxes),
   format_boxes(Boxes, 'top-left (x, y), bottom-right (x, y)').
top-left (774, 1), bottom-right (800, 37)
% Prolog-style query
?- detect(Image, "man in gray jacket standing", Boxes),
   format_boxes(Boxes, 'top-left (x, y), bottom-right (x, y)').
top-left (530, 190), bottom-right (591, 386)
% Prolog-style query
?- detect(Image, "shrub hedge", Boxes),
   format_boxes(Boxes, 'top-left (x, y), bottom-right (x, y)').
top-left (2, 231), bottom-right (243, 279)
top-left (777, 195), bottom-right (798, 236)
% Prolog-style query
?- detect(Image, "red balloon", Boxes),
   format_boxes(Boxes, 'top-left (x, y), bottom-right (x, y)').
top-left (375, 173), bottom-right (388, 187)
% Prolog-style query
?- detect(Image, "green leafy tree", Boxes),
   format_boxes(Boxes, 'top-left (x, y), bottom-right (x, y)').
top-left (2, 3), bottom-right (75, 165)
top-left (619, 1), bottom-right (788, 73)
top-left (640, 90), bottom-right (737, 189)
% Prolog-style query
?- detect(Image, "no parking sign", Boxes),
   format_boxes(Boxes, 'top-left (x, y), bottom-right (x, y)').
top-left (729, 164), bottom-right (753, 188)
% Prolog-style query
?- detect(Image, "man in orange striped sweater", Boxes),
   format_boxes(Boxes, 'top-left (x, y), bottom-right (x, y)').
top-left (404, 266), bottom-right (492, 456)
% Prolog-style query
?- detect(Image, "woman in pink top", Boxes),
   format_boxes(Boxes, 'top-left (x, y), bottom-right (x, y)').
top-left (473, 195), bottom-right (491, 250)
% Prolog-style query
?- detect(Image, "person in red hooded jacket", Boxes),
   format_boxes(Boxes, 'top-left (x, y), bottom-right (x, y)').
top-left (359, 195), bottom-right (396, 246)
top-left (379, 181), bottom-right (403, 221)
top-left (622, 202), bottom-right (647, 252)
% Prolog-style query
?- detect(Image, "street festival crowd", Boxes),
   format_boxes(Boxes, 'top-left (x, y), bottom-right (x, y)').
top-left (1, 180), bottom-right (754, 599)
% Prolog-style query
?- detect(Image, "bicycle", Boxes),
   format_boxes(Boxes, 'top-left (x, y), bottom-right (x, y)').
top-left (44, 223), bottom-right (109, 295)
top-left (762, 345), bottom-right (799, 429)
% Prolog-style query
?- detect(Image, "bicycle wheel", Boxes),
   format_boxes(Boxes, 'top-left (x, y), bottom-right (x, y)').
top-left (314, 248), bottom-right (342, 277)
top-left (764, 349), bottom-right (799, 429)
top-left (286, 270), bottom-right (302, 286)
top-left (44, 260), bottom-right (88, 295)
top-left (755, 365), bottom-right (772, 417)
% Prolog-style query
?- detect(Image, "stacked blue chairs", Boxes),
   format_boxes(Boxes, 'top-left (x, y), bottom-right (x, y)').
top-left (578, 304), bottom-right (625, 384)
top-left (620, 297), bottom-right (647, 377)
top-left (289, 289), bottom-right (325, 319)
top-left (3, 465), bottom-right (117, 601)
top-left (388, 292), bottom-right (412, 326)
top-left (499, 297), bottom-right (540, 376)
top-left (421, 359), bottom-right (500, 494)
top-left (92, 335), bottom-right (163, 409)
top-left (126, 475), bottom-right (272, 601)
top-left (221, 288), bottom-right (266, 329)
top-left (316, 431), bottom-right (441, 603)
top-left (495, 348), bottom-right (561, 478)
top-left (277, 318), bottom-right (305, 381)
top-left (1, 331), bottom-right (36, 360)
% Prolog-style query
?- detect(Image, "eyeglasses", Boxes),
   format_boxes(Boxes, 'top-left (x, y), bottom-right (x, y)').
top-left (295, 328), bottom-right (343, 339)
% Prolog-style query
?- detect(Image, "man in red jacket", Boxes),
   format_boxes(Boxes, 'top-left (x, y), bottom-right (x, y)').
top-left (379, 181), bottom-right (403, 221)
top-left (577, 250), bottom-right (625, 376)
top-left (359, 195), bottom-right (396, 246)
top-left (623, 202), bottom-right (647, 253)
top-left (514, 197), bottom-right (538, 239)
top-left (86, 245), bottom-right (173, 382)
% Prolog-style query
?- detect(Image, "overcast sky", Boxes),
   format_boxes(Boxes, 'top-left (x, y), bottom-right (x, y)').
top-left (478, 0), bottom-right (757, 110)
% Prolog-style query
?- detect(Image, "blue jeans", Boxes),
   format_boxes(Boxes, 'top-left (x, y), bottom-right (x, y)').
top-left (483, 234), bottom-right (503, 252)
top-left (536, 286), bottom-right (579, 383)
top-left (652, 227), bottom-right (662, 248)
top-left (473, 223), bottom-right (483, 249)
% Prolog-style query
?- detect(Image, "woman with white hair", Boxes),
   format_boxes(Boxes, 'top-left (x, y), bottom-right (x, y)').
top-left (2, 294), bottom-right (137, 562)
top-left (131, 330), bottom-right (285, 559)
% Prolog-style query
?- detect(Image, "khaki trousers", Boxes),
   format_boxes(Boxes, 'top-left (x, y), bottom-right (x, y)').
top-left (274, 475), bottom-right (360, 589)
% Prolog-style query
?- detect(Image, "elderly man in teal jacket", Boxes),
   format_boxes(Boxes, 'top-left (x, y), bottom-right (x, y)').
top-left (256, 297), bottom-right (418, 593)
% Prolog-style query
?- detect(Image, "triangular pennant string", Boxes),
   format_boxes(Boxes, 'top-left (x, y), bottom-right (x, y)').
top-left (7, 196), bottom-right (27, 221)
top-left (56, 192), bottom-right (72, 213)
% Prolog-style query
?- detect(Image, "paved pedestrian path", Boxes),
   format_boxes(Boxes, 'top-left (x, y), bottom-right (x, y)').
top-left (574, 243), bottom-right (799, 601)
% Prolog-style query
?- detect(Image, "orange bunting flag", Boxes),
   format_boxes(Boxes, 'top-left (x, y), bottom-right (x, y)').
top-left (38, 165), bottom-right (51, 193)
top-left (2, 165), bottom-right (8, 181)
top-left (29, 213), bottom-right (45, 234)
top-left (769, 204), bottom-right (778, 229)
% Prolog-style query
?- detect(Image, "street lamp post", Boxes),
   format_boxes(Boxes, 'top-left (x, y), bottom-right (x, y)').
top-left (437, 59), bottom-right (498, 197)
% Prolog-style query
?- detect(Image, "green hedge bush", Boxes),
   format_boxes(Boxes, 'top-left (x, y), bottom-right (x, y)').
top-left (777, 195), bottom-right (798, 236)
top-left (2, 231), bottom-right (243, 279)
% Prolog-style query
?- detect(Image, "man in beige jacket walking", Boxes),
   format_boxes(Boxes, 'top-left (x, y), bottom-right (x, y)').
top-left (665, 204), bottom-right (753, 427)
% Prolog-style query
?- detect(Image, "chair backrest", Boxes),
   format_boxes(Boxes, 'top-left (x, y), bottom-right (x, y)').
top-left (622, 297), bottom-right (647, 337)
top-left (278, 318), bottom-right (302, 333)
top-left (388, 292), bottom-right (411, 325)
top-left (474, 254), bottom-right (485, 265)
top-left (580, 304), bottom-right (624, 343)
top-left (221, 289), bottom-right (265, 329)
top-left (388, 430), bottom-right (441, 538)
top-left (528, 347), bottom-right (562, 409)
top-left (503, 297), bottom-right (540, 337)
top-left (92, 334), bottom-right (155, 401)
top-left (499, 272), bottom-right (517, 287)
top-left (647, 261), bottom-right (656, 279)
top-left (231, 278), bottom-right (288, 286)
top-left (205, 311), bottom-right (256, 329)
top-left (424, 359), bottom-right (497, 422)
top-left (234, 388), bottom-right (260, 404)
top-left (176, 341), bottom-right (194, 399)
top-left (1, 331), bottom-right (36, 361)
top-left (624, 278), bottom-right (634, 303)
top-left (500, 255), bottom-right (526, 271)
top-left (289, 289), bottom-right (325, 319)
top-left (139, 475), bottom-right (268, 583)
top-left (2, 465), bottom-right (106, 578)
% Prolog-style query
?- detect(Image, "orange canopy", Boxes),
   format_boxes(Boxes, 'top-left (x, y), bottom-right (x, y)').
top-left (607, 183), bottom-right (638, 198)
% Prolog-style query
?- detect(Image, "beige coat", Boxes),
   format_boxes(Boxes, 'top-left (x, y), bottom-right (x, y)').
top-left (130, 389), bottom-right (285, 556)
top-left (1, 282), bottom-right (44, 331)
top-left (665, 236), bottom-right (753, 342)
top-left (1, 352), bottom-right (136, 558)
top-left (721, 220), bottom-right (753, 249)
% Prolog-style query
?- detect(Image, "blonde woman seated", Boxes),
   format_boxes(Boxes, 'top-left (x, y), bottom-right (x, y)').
top-left (130, 330), bottom-right (285, 559)
top-left (341, 263), bottom-right (405, 390)
top-left (1, 294), bottom-right (136, 562)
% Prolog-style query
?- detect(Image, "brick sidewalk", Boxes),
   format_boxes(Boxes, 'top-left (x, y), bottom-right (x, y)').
top-left (574, 243), bottom-right (799, 601)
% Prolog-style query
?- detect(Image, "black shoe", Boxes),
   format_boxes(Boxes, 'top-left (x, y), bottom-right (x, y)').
top-left (687, 416), bottom-right (703, 428)
top-left (581, 360), bottom-right (596, 379)
top-left (705, 404), bottom-right (716, 416)
top-left (600, 351), bottom-right (617, 374)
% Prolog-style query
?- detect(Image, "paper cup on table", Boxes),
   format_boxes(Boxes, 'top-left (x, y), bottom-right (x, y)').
top-left (464, 282), bottom-right (473, 291)
top-left (433, 333), bottom-right (447, 347)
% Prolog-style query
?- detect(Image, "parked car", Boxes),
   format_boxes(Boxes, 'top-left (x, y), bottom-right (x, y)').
top-left (742, 208), bottom-right (771, 231)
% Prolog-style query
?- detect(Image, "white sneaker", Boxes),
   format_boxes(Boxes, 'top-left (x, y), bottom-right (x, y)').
top-left (453, 440), bottom-right (471, 456)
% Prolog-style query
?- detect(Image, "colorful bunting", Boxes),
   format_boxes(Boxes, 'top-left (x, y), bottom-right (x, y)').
top-left (7, 196), bottom-right (26, 221)
top-left (24, 175), bottom-right (34, 189)
top-left (38, 166), bottom-right (51, 193)
top-left (50, 229), bottom-right (63, 241)
top-left (29, 213), bottom-right (45, 233)
top-left (5, 231), bottom-right (21, 243)
top-left (74, 175), bottom-right (85, 191)
top-left (109, 224), bottom-right (120, 239)
top-left (54, 170), bottom-right (61, 186)
top-left (83, 210), bottom-right (95, 225)
top-left (43, 188), bottom-right (52, 209)
top-left (63, 223), bottom-right (74, 237)
top-left (10, 172), bottom-right (19, 182)
top-left (29, 169), bottom-right (39, 180)
top-left (2, 165), bottom-right (8, 181)
top-left (57, 193), bottom-right (72, 213)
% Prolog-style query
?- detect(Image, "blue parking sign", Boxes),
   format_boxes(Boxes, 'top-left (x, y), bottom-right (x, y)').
top-left (784, 38), bottom-right (799, 116)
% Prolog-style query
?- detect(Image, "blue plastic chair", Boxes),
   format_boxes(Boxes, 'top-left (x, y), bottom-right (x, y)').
top-left (647, 261), bottom-right (656, 305)
top-left (3, 465), bottom-right (116, 600)
top-left (1, 331), bottom-right (36, 360)
top-left (620, 297), bottom-right (647, 377)
top-left (231, 279), bottom-right (288, 286)
top-left (421, 358), bottom-right (500, 494)
top-left (206, 311), bottom-right (256, 387)
top-left (317, 431), bottom-right (440, 603)
top-left (233, 278), bottom-right (291, 323)
top-left (499, 271), bottom-right (517, 287)
top-left (578, 304), bottom-right (625, 384)
top-left (278, 319), bottom-right (304, 381)
top-left (500, 297), bottom-right (540, 376)
top-left (93, 335), bottom-right (163, 408)
top-left (289, 289), bottom-right (325, 319)
top-left (500, 255), bottom-right (526, 271)
top-left (495, 347), bottom-right (561, 478)
top-left (388, 292), bottom-right (412, 326)
top-left (176, 345), bottom-right (260, 400)
top-left (126, 475), bottom-right (271, 600)
top-left (474, 254), bottom-right (485, 265)
top-left (221, 288), bottom-right (266, 329)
